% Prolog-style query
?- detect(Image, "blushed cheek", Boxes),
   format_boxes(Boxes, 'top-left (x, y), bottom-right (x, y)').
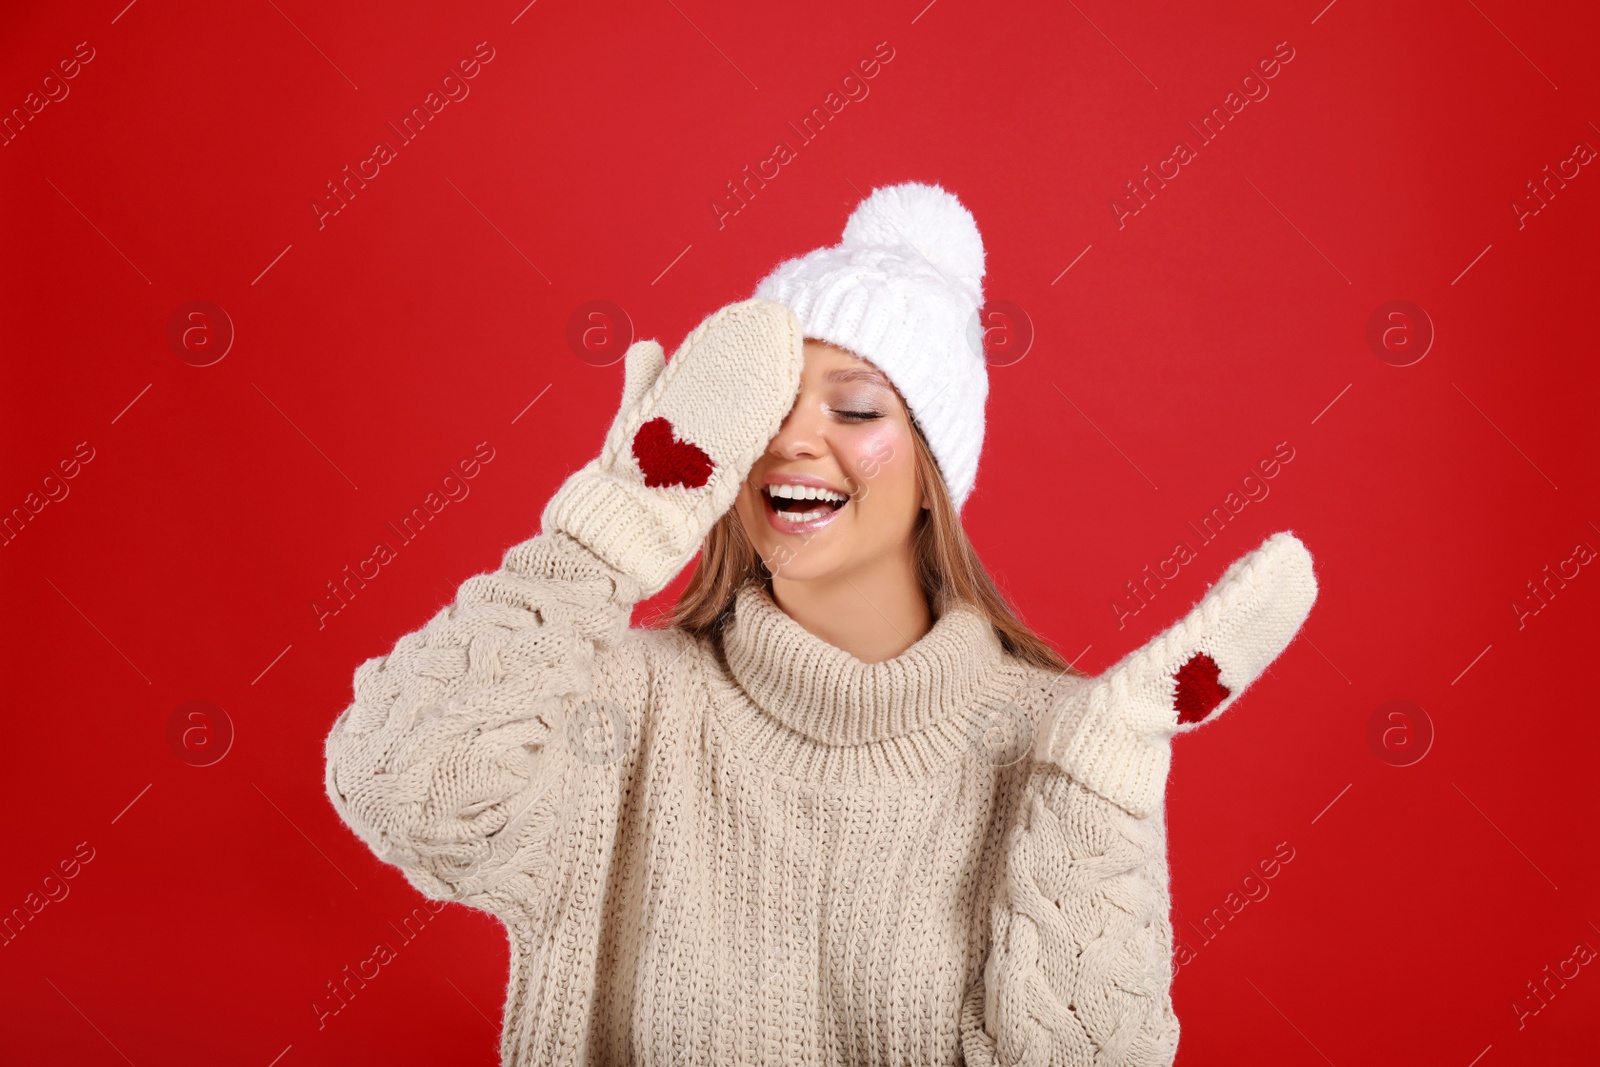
top-left (850, 424), bottom-right (913, 500)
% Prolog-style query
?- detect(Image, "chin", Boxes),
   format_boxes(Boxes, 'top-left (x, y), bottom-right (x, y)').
top-left (750, 538), bottom-right (830, 580)
top-left (767, 559), bottom-right (842, 585)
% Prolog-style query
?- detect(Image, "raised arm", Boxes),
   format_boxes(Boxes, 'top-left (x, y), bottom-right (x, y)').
top-left (962, 531), bottom-right (1319, 1065)
top-left (1034, 530), bottom-right (1320, 820)
top-left (322, 298), bottom-right (805, 921)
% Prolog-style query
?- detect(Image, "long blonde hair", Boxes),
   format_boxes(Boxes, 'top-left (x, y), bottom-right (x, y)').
top-left (663, 414), bottom-right (1083, 677)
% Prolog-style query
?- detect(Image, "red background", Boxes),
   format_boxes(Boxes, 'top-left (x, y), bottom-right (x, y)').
top-left (2, 0), bottom-right (1597, 1062)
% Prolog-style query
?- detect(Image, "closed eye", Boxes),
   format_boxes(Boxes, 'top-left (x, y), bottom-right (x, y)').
top-left (837, 410), bottom-right (883, 421)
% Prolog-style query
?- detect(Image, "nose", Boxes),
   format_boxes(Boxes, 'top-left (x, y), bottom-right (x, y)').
top-left (765, 395), bottom-right (828, 462)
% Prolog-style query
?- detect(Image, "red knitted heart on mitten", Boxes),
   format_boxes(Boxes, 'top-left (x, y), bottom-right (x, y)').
top-left (1174, 651), bottom-right (1230, 724)
top-left (632, 416), bottom-right (713, 489)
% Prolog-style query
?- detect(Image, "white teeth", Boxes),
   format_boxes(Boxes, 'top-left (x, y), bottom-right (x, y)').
top-left (763, 481), bottom-right (847, 525)
top-left (768, 483), bottom-right (846, 503)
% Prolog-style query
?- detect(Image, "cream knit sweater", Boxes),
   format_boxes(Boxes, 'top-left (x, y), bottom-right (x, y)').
top-left (324, 512), bottom-right (1317, 1065)
top-left (324, 300), bottom-right (1320, 1064)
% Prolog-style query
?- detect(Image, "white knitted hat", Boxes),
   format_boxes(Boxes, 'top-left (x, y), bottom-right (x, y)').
top-left (750, 181), bottom-right (988, 512)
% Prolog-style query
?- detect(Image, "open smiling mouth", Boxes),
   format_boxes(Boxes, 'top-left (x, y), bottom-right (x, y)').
top-left (761, 484), bottom-right (850, 528)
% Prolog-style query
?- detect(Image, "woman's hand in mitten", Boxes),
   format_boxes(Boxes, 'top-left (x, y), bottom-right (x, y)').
top-left (541, 298), bottom-right (805, 598)
top-left (1032, 531), bottom-right (1319, 818)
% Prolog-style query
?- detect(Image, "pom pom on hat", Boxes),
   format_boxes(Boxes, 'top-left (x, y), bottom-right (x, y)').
top-left (840, 183), bottom-right (986, 299)
top-left (751, 181), bottom-right (990, 512)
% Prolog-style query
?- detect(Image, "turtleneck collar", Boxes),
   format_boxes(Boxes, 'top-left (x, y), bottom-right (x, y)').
top-left (719, 580), bottom-right (1009, 747)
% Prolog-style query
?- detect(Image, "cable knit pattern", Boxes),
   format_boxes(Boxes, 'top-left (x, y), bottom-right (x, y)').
top-left (323, 529), bottom-right (647, 920)
top-left (959, 770), bottom-right (1180, 1066)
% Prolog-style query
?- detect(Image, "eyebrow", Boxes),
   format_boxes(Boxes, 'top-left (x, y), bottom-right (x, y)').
top-left (823, 367), bottom-right (892, 387)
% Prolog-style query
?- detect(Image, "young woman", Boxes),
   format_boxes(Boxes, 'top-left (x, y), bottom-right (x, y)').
top-left (323, 183), bottom-right (1318, 1066)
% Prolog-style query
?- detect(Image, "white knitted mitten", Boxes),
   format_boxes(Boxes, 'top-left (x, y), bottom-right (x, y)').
top-left (541, 298), bottom-right (805, 598)
top-left (1034, 530), bottom-right (1319, 818)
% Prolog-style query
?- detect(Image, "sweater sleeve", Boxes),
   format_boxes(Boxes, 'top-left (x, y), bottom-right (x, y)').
top-left (958, 760), bottom-right (1181, 1067)
top-left (959, 532), bottom-right (1317, 1065)
top-left (322, 527), bottom-right (654, 923)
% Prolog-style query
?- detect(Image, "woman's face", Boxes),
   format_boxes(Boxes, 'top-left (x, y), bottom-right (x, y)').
top-left (734, 338), bottom-right (928, 583)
